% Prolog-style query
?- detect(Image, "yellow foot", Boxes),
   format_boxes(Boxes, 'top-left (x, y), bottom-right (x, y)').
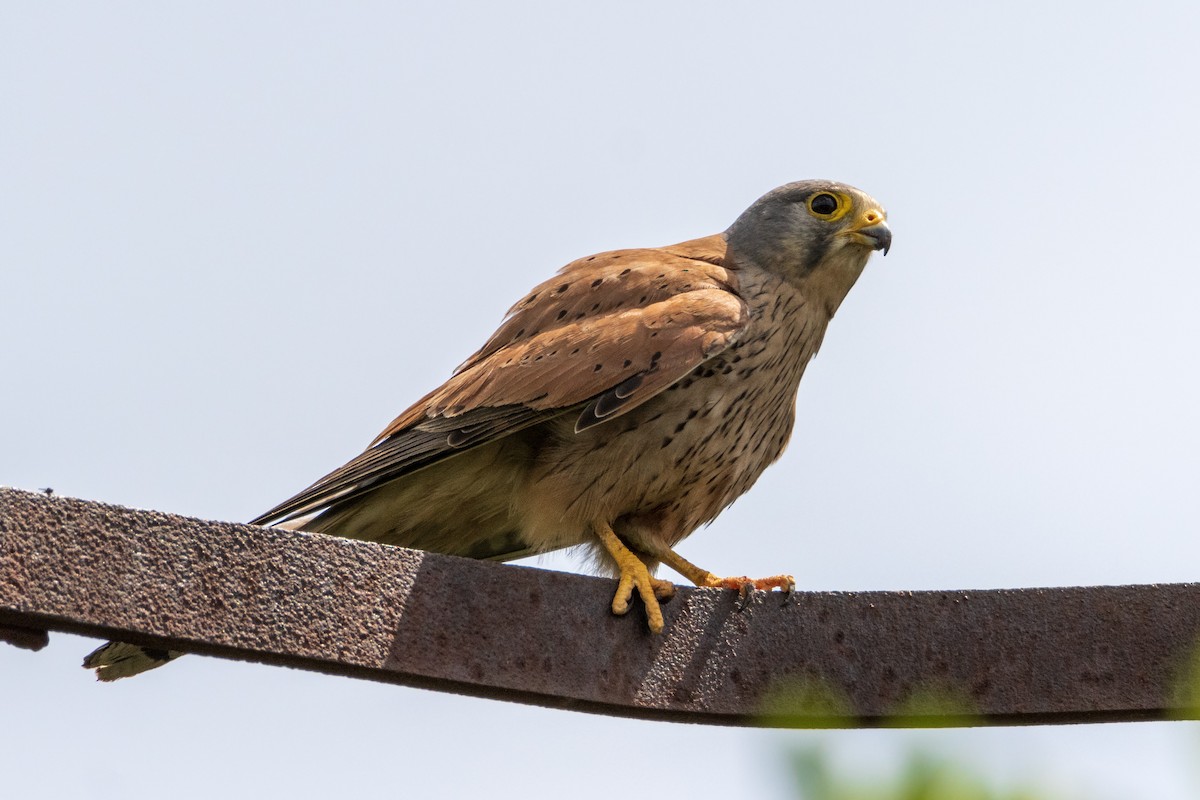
top-left (651, 545), bottom-right (795, 597)
top-left (697, 574), bottom-right (796, 593)
top-left (592, 521), bottom-right (668, 633)
top-left (698, 573), bottom-right (795, 610)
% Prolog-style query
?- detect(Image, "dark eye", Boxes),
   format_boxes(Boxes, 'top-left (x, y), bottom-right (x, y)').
top-left (809, 193), bottom-right (839, 216)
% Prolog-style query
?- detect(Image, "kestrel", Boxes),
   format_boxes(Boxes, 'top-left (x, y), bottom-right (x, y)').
top-left (85, 179), bottom-right (890, 680)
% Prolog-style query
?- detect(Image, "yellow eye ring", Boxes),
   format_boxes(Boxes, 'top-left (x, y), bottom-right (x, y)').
top-left (806, 191), bottom-right (852, 222)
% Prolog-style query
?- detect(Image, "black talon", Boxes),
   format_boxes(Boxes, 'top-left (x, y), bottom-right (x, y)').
top-left (735, 581), bottom-right (754, 611)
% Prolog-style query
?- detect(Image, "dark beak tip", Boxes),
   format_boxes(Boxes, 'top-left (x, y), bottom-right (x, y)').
top-left (863, 223), bottom-right (892, 256)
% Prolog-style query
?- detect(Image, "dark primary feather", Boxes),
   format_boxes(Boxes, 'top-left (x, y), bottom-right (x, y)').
top-left (249, 405), bottom-right (555, 526)
top-left (575, 372), bottom-right (646, 432)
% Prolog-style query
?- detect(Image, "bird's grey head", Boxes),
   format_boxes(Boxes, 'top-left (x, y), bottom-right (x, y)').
top-left (725, 180), bottom-right (891, 283)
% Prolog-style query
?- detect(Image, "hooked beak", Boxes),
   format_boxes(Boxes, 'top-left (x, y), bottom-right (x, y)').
top-left (854, 221), bottom-right (892, 255)
top-left (845, 213), bottom-right (892, 255)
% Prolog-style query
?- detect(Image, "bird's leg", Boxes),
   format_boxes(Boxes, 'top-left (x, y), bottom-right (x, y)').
top-left (592, 521), bottom-right (669, 633)
top-left (652, 545), bottom-right (796, 595)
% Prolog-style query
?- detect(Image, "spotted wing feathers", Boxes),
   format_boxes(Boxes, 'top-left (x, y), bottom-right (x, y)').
top-left (252, 234), bottom-right (748, 527)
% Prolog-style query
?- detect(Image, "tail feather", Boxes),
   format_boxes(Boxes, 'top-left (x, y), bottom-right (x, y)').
top-left (82, 641), bottom-right (184, 682)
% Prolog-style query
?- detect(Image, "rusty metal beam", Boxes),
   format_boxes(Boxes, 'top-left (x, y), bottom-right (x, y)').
top-left (2, 486), bottom-right (1199, 727)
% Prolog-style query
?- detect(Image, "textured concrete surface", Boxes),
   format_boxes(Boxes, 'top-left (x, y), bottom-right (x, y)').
top-left (3, 486), bottom-right (1200, 727)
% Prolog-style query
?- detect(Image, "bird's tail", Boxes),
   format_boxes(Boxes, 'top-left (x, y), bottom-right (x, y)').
top-left (82, 641), bottom-right (184, 682)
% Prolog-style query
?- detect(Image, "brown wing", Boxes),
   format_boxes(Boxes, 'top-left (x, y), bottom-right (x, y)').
top-left (251, 234), bottom-right (746, 526)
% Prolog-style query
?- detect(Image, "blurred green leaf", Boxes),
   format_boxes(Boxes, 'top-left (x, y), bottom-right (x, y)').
top-left (1168, 636), bottom-right (1200, 720)
top-left (787, 746), bottom-right (1067, 800)
top-left (761, 675), bottom-right (855, 728)
top-left (886, 685), bottom-right (981, 729)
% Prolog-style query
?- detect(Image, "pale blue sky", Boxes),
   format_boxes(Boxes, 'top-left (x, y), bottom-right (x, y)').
top-left (4, 2), bottom-right (1200, 797)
